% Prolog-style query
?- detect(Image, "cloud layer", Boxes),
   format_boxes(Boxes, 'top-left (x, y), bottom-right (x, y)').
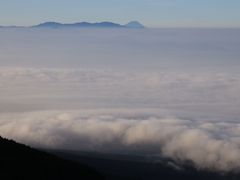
top-left (0, 68), bottom-right (239, 172)
top-left (0, 28), bottom-right (240, 71)
top-left (0, 110), bottom-right (240, 172)
top-left (0, 68), bottom-right (239, 116)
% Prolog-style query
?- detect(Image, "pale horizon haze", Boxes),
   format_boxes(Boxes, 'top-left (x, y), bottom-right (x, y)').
top-left (0, 0), bottom-right (240, 28)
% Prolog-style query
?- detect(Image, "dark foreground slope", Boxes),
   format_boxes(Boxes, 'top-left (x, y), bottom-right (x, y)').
top-left (0, 137), bottom-right (103, 180)
top-left (52, 150), bottom-right (240, 180)
top-left (2, 135), bottom-right (240, 180)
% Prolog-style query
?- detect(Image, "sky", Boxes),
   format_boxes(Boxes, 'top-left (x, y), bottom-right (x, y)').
top-left (0, 0), bottom-right (240, 27)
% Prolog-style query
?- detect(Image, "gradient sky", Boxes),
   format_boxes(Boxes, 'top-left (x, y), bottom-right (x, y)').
top-left (1, 0), bottom-right (240, 28)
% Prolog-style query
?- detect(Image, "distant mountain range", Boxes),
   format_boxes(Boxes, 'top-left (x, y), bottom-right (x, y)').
top-left (0, 21), bottom-right (145, 29)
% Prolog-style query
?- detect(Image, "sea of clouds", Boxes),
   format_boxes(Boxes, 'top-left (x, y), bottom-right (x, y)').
top-left (0, 67), bottom-right (239, 172)
top-left (0, 28), bottom-right (240, 172)
top-left (1, 109), bottom-right (240, 172)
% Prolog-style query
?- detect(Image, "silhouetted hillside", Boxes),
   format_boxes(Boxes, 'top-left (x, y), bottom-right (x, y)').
top-left (0, 136), bottom-right (103, 180)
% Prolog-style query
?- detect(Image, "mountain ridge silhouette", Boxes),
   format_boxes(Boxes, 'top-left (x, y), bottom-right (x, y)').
top-left (0, 136), bottom-right (103, 180)
top-left (0, 21), bottom-right (145, 29)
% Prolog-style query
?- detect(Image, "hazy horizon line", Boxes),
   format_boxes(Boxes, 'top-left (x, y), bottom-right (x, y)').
top-left (1, 21), bottom-right (240, 29)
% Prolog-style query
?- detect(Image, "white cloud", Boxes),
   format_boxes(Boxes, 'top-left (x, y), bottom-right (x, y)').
top-left (0, 110), bottom-right (240, 172)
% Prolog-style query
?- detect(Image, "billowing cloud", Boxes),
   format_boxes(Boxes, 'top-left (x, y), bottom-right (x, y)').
top-left (0, 67), bottom-right (239, 172)
top-left (0, 110), bottom-right (240, 172)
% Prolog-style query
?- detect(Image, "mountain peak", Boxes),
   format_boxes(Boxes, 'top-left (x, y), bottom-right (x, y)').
top-left (33, 22), bottom-right (63, 28)
top-left (125, 21), bottom-right (145, 28)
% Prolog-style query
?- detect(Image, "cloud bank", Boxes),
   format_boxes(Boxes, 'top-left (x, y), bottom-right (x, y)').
top-left (0, 67), bottom-right (239, 172)
top-left (0, 110), bottom-right (240, 172)
top-left (0, 67), bottom-right (239, 115)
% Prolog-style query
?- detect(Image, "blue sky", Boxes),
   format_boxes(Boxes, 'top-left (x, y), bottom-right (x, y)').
top-left (0, 0), bottom-right (240, 27)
